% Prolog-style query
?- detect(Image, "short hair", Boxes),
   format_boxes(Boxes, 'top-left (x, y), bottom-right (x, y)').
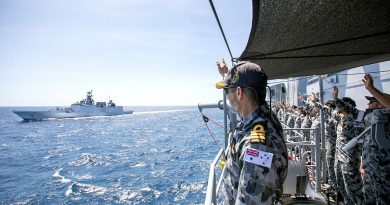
top-left (243, 87), bottom-right (266, 106)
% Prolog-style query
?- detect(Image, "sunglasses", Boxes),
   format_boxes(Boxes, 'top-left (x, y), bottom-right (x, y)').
top-left (223, 87), bottom-right (237, 95)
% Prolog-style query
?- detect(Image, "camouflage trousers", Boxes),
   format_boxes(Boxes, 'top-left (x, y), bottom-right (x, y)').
top-left (362, 135), bottom-right (390, 205)
top-left (325, 138), bottom-right (336, 186)
top-left (334, 156), bottom-right (363, 205)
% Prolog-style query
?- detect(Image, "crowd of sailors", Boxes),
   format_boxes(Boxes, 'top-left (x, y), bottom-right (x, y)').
top-left (271, 74), bottom-right (389, 205)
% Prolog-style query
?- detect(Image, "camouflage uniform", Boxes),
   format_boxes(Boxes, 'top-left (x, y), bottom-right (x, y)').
top-left (362, 112), bottom-right (390, 205)
top-left (334, 100), bottom-right (363, 205)
top-left (300, 115), bottom-right (312, 142)
top-left (286, 112), bottom-right (296, 129)
top-left (324, 109), bottom-right (337, 186)
top-left (294, 114), bottom-right (303, 129)
top-left (223, 105), bottom-right (288, 205)
top-left (277, 108), bottom-right (284, 123)
top-left (283, 111), bottom-right (290, 125)
top-left (310, 113), bottom-right (320, 140)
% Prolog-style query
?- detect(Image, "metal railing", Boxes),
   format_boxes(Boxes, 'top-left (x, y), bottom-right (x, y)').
top-left (204, 127), bottom-right (323, 204)
top-left (205, 148), bottom-right (225, 205)
top-left (282, 121), bottom-right (322, 191)
top-left (283, 126), bottom-right (322, 192)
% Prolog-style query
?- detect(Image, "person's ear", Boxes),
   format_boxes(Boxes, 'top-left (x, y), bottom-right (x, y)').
top-left (236, 87), bottom-right (242, 99)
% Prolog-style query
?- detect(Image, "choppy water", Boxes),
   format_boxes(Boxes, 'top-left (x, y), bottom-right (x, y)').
top-left (0, 106), bottom-right (224, 204)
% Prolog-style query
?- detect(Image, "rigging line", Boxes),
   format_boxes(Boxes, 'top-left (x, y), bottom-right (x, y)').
top-left (322, 72), bottom-right (390, 91)
top-left (240, 31), bottom-right (390, 59)
top-left (203, 115), bottom-right (224, 128)
top-left (208, 0), bottom-right (234, 60)
top-left (337, 70), bottom-right (390, 75)
top-left (243, 51), bottom-right (390, 60)
top-left (203, 118), bottom-right (221, 151)
top-left (269, 76), bottom-right (312, 84)
top-left (268, 70), bottom-right (390, 85)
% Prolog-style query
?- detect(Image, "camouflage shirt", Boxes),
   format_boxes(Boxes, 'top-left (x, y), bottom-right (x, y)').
top-left (334, 99), bottom-right (360, 162)
top-left (223, 104), bottom-right (288, 205)
top-left (286, 113), bottom-right (296, 128)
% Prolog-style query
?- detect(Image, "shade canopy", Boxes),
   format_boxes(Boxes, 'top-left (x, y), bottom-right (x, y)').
top-left (240, 0), bottom-right (390, 79)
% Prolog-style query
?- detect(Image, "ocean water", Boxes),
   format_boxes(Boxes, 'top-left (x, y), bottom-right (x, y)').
top-left (0, 106), bottom-right (225, 204)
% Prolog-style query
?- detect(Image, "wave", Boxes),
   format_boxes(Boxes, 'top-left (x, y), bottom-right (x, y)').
top-left (132, 162), bottom-right (147, 168)
top-left (65, 182), bottom-right (108, 197)
top-left (173, 181), bottom-right (205, 202)
top-left (68, 153), bottom-right (111, 167)
top-left (53, 168), bottom-right (71, 183)
top-left (116, 186), bottom-right (161, 204)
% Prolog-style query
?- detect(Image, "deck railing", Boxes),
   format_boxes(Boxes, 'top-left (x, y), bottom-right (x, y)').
top-left (205, 148), bottom-right (225, 205)
top-left (282, 126), bottom-right (322, 192)
top-left (204, 126), bottom-right (323, 204)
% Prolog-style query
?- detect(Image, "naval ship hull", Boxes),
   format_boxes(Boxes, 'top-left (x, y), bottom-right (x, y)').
top-left (12, 91), bottom-right (133, 121)
top-left (13, 106), bottom-right (132, 121)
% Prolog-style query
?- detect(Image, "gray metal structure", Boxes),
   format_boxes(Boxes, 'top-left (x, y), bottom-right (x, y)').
top-left (204, 0), bottom-right (390, 204)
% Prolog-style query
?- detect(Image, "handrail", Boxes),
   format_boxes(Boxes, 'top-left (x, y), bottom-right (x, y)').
top-left (205, 148), bottom-right (224, 205)
top-left (205, 127), bottom-right (323, 203)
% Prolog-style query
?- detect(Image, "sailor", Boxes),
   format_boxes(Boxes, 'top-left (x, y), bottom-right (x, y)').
top-left (309, 105), bottom-right (321, 141)
top-left (333, 87), bottom-right (363, 205)
top-left (283, 107), bottom-right (290, 125)
top-left (299, 93), bottom-right (317, 142)
top-left (300, 109), bottom-right (312, 142)
top-left (286, 106), bottom-right (296, 129)
top-left (293, 107), bottom-right (303, 129)
top-left (361, 96), bottom-right (389, 204)
top-left (277, 104), bottom-right (285, 123)
top-left (216, 60), bottom-right (288, 205)
top-left (363, 73), bottom-right (390, 108)
top-left (323, 100), bottom-right (338, 187)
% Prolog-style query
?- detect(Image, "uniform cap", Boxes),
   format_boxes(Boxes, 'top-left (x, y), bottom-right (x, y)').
top-left (341, 97), bottom-right (356, 107)
top-left (365, 96), bottom-right (379, 103)
top-left (216, 61), bottom-right (267, 89)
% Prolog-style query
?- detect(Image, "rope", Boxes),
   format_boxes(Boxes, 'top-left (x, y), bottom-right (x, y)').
top-left (203, 115), bottom-right (224, 128)
top-left (208, 0), bottom-right (234, 61)
top-left (268, 70), bottom-right (390, 85)
top-left (202, 115), bottom-right (221, 150)
top-left (322, 72), bottom-right (390, 91)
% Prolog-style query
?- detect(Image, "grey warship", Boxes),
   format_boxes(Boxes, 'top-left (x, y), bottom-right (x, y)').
top-left (13, 91), bottom-right (132, 121)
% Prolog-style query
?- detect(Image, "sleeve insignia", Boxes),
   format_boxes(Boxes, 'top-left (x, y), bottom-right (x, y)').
top-left (250, 124), bottom-right (266, 143)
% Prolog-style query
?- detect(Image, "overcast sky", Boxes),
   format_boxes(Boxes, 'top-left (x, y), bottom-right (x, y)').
top-left (0, 0), bottom-right (252, 106)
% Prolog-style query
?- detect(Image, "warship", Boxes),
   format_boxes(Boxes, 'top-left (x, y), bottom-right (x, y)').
top-left (13, 91), bottom-right (132, 121)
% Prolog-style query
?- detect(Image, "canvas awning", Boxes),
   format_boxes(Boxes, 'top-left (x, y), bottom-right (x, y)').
top-left (240, 0), bottom-right (390, 80)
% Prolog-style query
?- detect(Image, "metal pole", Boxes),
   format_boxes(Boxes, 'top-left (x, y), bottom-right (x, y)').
top-left (223, 92), bottom-right (228, 149)
top-left (315, 128), bottom-right (321, 192)
top-left (279, 84), bottom-right (282, 102)
top-left (318, 75), bottom-right (327, 184)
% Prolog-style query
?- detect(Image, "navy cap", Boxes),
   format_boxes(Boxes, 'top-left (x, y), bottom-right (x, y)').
top-left (365, 96), bottom-right (379, 103)
top-left (216, 61), bottom-right (267, 89)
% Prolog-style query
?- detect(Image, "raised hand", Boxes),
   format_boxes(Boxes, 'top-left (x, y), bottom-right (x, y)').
top-left (310, 92), bottom-right (318, 102)
top-left (362, 74), bottom-right (374, 90)
top-left (216, 58), bottom-right (229, 78)
top-left (332, 86), bottom-right (339, 100)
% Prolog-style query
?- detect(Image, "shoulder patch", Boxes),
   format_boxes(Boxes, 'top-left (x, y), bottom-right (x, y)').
top-left (250, 124), bottom-right (266, 143)
top-left (243, 147), bottom-right (273, 168)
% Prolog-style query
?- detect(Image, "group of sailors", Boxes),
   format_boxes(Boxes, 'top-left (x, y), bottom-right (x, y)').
top-left (271, 84), bottom-right (389, 204)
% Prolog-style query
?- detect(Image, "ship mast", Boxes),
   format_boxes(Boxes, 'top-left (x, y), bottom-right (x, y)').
top-left (86, 90), bottom-right (94, 105)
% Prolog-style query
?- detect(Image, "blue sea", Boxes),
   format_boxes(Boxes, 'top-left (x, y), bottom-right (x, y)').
top-left (0, 106), bottom-right (225, 204)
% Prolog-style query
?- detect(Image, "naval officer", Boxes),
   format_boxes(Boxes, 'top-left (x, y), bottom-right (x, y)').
top-left (216, 60), bottom-right (288, 205)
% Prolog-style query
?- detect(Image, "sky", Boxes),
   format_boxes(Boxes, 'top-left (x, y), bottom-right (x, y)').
top-left (0, 0), bottom-right (252, 106)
